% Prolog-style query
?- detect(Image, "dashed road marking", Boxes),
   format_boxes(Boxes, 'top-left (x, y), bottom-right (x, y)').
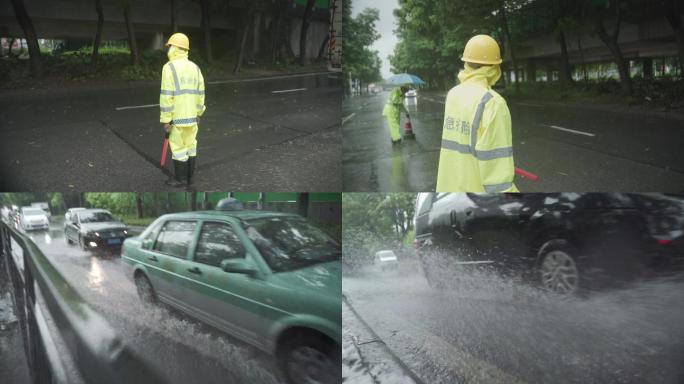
top-left (207, 72), bottom-right (329, 85)
top-left (115, 104), bottom-right (159, 111)
top-left (545, 124), bottom-right (596, 137)
top-left (271, 88), bottom-right (307, 94)
top-left (342, 112), bottom-right (356, 126)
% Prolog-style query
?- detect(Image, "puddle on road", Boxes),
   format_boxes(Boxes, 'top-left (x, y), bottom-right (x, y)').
top-left (344, 261), bottom-right (684, 384)
top-left (29, 232), bottom-right (282, 384)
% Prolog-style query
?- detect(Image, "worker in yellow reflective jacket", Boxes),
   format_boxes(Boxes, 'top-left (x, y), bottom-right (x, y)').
top-left (382, 86), bottom-right (409, 143)
top-left (436, 35), bottom-right (518, 192)
top-left (160, 32), bottom-right (206, 187)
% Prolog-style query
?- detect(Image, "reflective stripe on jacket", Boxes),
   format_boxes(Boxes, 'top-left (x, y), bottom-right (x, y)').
top-left (436, 79), bottom-right (518, 192)
top-left (160, 58), bottom-right (206, 126)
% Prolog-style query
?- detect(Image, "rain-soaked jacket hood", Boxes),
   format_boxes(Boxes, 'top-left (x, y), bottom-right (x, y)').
top-left (458, 62), bottom-right (502, 87)
top-left (167, 45), bottom-right (188, 61)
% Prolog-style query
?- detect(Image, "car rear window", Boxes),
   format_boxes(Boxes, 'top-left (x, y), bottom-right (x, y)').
top-left (154, 221), bottom-right (196, 259)
top-left (194, 222), bottom-right (246, 267)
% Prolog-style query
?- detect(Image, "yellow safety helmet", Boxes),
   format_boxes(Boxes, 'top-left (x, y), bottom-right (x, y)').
top-left (461, 35), bottom-right (502, 65)
top-left (165, 32), bottom-right (190, 50)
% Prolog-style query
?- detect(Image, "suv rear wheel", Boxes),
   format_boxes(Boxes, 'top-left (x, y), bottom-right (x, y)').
top-left (135, 274), bottom-right (157, 305)
top-left (279, 333), bottom-right (340, 384)
top-left (538, 244), bottom-right (581, 295)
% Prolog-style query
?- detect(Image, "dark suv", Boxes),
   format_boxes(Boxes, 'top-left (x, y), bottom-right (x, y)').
top-left (414, 193), bottom-right (684, 294)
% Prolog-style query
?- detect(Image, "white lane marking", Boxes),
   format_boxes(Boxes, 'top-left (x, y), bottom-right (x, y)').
top-left (342, 112), bottom-right (356, 126)
top-left (271, 88), bottom-right (307, 94)
top-left (515, 102), bottom-right (545, 107)
top-left (115, 104), bottom-right (159, 111)
top-left (422, 96), bottom-right (446, 105)
top-left (545, 124), bottom-right (596, 137)
top-left (207, 72), bottom-right (330, 85)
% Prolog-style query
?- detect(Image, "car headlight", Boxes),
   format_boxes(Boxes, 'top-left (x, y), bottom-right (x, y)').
top-left (123, 229), bottom-right (128, 235)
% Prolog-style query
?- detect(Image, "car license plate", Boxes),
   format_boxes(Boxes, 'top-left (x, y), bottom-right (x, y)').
top-left (107, 238), bottom-right (122, 245)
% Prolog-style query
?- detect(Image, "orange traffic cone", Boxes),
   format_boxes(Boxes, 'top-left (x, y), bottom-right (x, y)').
top-left (404, 117), bottom-right (415, 139)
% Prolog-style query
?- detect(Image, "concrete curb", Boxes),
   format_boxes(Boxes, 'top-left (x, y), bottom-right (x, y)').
top-left (342, 293), bottom-right (425, 384)
top-left (0, 71), bottom-right (335, 101)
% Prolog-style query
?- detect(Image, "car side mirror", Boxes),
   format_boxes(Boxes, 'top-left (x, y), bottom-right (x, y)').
top-left (220, 259), bottom-right (257, 276)
top-left (142, 238), bottom-right (153, 250)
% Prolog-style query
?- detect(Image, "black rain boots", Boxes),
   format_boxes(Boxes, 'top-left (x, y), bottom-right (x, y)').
top-left (186, 157), bottom-right (196, 187)
top-left (165, 160), bottom-right (186, 187)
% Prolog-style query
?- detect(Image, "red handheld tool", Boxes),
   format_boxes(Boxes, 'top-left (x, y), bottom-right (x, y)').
top-left (515, 167), bottom-right (540, 181)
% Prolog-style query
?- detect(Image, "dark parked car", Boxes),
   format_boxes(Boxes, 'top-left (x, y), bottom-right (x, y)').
top-left (64, 209), bottom-right (129, 250)
top-left (414, 193), bottom-right (684, 294)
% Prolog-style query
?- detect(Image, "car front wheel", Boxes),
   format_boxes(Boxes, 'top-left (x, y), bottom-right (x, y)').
top-left (280, 334), bottom-right (340, 384)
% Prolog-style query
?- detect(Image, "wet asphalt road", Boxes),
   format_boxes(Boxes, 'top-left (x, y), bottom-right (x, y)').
top-left (18, 219), bottom-right (284, 384)
top-left (0, 72), bottom-right (341, 191)
top-left (342, 91), bottom-right (684, 192)
top-left (343, 265), bottom-right (684, 384)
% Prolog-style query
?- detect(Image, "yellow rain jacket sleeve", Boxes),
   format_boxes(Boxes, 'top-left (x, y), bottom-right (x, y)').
top-left (436, 64), bottom-right (517, 192)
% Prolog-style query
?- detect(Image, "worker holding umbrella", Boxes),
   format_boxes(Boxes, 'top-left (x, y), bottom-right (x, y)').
top-left (383, 73), bottom-right (425, 144)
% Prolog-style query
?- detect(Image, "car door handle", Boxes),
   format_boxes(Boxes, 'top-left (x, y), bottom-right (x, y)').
top-left (187, 267), bottom-right (202, 275)
top-left (148, 255), bottom-right (158, 262)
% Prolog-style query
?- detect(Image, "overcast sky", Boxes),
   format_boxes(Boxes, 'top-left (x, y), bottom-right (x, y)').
top-left (351, 0), bottom-right (399, 79)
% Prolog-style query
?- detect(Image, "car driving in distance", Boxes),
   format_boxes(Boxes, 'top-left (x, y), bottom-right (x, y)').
top-left (122, 209), bottom-right (342, 384)
top-left (64, 208), bottom-right (129, 249)
top-left (374, 250), bottom-right (399, 272)
top-left (20, 206), bottom-right (49, 231)
top-left (414, 193), bottom-right (684, 295)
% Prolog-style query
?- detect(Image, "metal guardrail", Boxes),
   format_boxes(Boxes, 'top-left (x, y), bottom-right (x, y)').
top-left (0, 220), bottom-right (166, 384)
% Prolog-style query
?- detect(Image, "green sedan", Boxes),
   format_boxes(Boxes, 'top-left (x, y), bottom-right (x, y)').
top-left (122, 210), bottom-right (341, 384)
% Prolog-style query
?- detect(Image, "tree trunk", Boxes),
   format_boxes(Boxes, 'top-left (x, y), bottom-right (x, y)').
top-left (171, 0), bottom-right (178, 32)
top-left (664, 0), bottom-right (684, 77)
top-left (135, 193), bottom-right (143, 219)
top-left (643, 57), bottom-right (653, 79)
top-left (317, 34), bottom-right (329, 59)
top-left (271, 2), bottom-right (286, 63)
top-left (558, 30), bottom-right (573, 87)
top-left (10, 0), bottom-right (42, 76)
top-left (526, 59), bottom-right (536, 83)
top-left (123, 1), bottom-right (139, 66)
top-left (190, 192), bottom-right (198, 211)
top-left (234, 3), bottom-right (256, 73)
top-left (200, 0), bottom-right (213, 63)
top-left (299, 0), bottom-right (315, 65)
top-left (593, 1), bottom-right (632, 94)
top-left (499, 1), bottom-right (519, 94)
top-left (298, 193), bottom-right (310, 218)
top-left (577, 35), bottom-right (589, 85)
top-left (91, 0), bottom-right (104, 71)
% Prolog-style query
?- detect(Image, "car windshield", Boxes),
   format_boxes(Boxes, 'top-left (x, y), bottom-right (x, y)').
top-left (79, 211), bottom-right (114, 223)
top-left (22, 208), bottom-right (44, 216)
top-left (244, 216), bottom-right (340, 273)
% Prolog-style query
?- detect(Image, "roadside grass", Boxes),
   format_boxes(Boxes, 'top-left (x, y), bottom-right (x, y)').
top-left (505, 78), bottom-right (684, 111)
top-left (0, 47), bottom-right (328, 89)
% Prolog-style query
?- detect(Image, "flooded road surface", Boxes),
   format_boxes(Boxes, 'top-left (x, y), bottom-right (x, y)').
top-left (343, 264), bottom-right (684, 384)
top-left (342, 91), bottom-right (684, 192)
top-left (22, 220), bottom-right (283, 384)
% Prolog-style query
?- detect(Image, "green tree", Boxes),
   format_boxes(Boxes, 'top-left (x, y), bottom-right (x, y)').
top-left (344, 1), bottom-right (383, 92)
top-left (342, 193), bottom-right (416, 268)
